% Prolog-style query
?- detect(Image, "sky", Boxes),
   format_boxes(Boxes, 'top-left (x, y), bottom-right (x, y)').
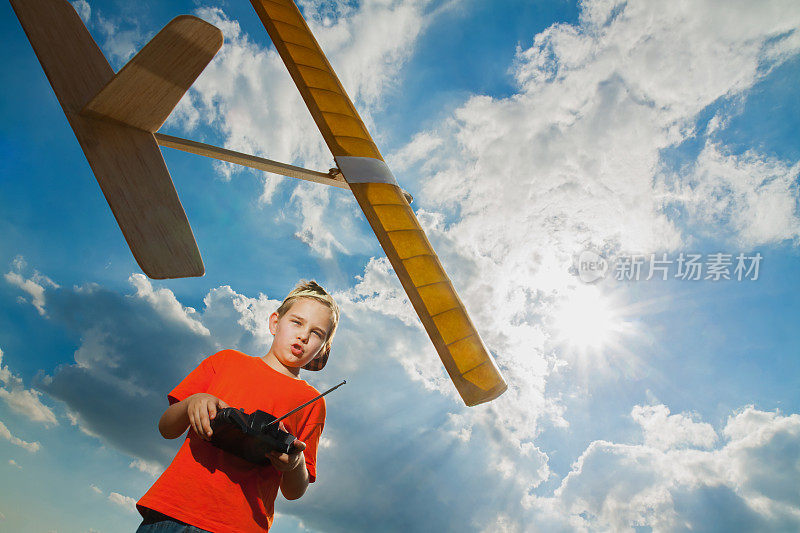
top-left (1, 0), bottom-right (799, 531)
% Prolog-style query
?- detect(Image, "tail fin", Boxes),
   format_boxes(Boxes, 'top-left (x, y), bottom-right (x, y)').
top-left (10, 0), bottom-right (215, 279)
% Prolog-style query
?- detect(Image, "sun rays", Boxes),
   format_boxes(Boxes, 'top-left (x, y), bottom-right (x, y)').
top-left (549, 283), bottom-right (646, 372)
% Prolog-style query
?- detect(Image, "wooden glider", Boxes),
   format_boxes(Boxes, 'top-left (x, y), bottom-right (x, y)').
top-left (249, 0), bottom-right (507, 406)
top-left (12, 0), bottom-right (507, 405)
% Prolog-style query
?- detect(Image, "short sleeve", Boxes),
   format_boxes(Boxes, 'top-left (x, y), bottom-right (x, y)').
top-left (296, 398), bottom-right (326, 483)
top-left (167, 352), bottom-right (219, 405)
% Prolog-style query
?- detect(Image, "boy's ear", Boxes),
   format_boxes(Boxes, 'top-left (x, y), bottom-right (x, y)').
top-left (268, 312), bottom-right (279, 335)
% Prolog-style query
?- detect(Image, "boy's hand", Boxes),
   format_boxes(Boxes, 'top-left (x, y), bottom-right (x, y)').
top-left (268, 422), bottom-right (306, 472)
top-left (186, 393), bottom-right (229, 441)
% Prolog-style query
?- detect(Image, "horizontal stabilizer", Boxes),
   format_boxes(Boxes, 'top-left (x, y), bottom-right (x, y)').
top-left (81, 15), bottom-right (223, 132)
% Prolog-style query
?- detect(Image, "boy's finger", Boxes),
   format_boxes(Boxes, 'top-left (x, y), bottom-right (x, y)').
top-left (190, 411), bottom-right (204, 440)
top-left (195, 413), bottom-right (207, 440)
top-left (200, 411), bottom-right (212, 438)
top-left (292, 439), bottom-right (306, 452)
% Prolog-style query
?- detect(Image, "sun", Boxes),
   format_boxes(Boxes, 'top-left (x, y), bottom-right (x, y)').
top-left (551, 285), bottom-right (626, 354)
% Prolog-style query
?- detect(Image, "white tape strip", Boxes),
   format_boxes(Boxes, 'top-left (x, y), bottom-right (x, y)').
top-left (335, 156), bottom-right (398, 185)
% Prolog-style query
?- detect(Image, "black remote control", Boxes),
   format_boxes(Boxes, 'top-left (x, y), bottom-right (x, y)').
top-left (210, 408), bottom-right (296, 464)
top-left (208, 380), bottom-right (346, 466)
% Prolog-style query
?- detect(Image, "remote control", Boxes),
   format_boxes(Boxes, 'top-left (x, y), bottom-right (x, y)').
top-left (208, 380), bottom-right (346, 465)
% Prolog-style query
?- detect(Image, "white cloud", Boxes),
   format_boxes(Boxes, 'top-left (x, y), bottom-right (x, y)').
top-left (442, 412), bottom-right (473, 443)
top-left (412, 0), bottom-right (800, 280)
top-left (8, 459), bottom-right (22, 469)
top-left (722, 406), bottom-right (800, 511)
top-left (479, 513), bottom-right (523, 533)
top-left (89, 483), bottom-right (138, 513)
top-left (94, 13), bottom-right (147, 68)
top-left (108, 491), bottom-right (137, 513)
top-left (632, 404), bottom-right (717, 451)
top-left (289, 183), bottom-right (350, 258)
top-left (201, 285), bottom-right (280, 352)
top-left (129, 458), bottom-right (163, 477)
top-left (0, 348), bottom-right (58, 426)
top-left (386, 131), bottom-right (443, 173)
top-left (4, 256), bottom-right (59, 316)
top-left (128, 274), bottom-right (210, 336)
top-left (657, 142), bottom-right (800, 246)
top-left (0, 420), bottom-right (40, 453)
top-left (335, 257), bottom-right (418, 327)
top-left (90, 483), bottom-right (138, 514)
top-left (524, 406), bottom-right (800, 531)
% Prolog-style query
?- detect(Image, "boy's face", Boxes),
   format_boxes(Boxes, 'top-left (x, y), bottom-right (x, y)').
top-left (269, 298), bottom-right (332, 369)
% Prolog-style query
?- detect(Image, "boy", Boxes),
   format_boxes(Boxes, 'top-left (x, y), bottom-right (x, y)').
top-left (135, 280), bottom-right (340, 532)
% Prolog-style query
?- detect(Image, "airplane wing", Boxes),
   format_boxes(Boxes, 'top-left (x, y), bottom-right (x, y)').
top-left (250, 0), bottom-right (507, 406)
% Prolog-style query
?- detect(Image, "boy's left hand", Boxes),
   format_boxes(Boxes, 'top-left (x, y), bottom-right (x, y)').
top-left (267, 422), bottom-right (306, 472)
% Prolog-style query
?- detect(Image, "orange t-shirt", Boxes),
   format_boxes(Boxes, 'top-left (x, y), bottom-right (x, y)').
top-left (137, 349), bottom-right (326, 532)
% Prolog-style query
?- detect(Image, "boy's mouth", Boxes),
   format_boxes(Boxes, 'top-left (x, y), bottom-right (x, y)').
top-left (291, 343), bottom-right (304, 356)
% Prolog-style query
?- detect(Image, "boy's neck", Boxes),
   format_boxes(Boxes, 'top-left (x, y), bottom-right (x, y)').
top-left (260, 352), bottom-right (301, 379)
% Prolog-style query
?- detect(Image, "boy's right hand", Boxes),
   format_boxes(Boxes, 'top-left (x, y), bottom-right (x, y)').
top-left (186, 393), bottom-right (229, 441)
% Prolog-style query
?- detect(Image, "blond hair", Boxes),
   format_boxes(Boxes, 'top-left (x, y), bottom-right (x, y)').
top-left (276, 280), bottom-right (339, 369)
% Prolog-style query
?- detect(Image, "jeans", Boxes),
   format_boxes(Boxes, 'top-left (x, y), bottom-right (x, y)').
top-left (135, 508), bottom-right (213, 533)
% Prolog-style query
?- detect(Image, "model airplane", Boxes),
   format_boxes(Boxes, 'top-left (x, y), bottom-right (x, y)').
top-left (10, 0), bottom-right (507, 406)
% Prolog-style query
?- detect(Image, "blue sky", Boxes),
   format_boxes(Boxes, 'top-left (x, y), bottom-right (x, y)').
top-left (1, 0), bottom-right (799, 532)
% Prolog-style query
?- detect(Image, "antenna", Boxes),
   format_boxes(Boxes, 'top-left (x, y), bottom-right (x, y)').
top-left (267, 380), bottom-right (346, 428)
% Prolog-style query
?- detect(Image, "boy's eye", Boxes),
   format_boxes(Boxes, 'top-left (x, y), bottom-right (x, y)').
top-left (313, 330), bottom-right (322, 337)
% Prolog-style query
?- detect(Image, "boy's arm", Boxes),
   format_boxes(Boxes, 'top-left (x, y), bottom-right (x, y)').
top-left (268, 423), bottom-right (309, 500)
top-left (159, 393), bottom-right (229, 440)
top-left (278, 445), bottom-right (309, 500)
